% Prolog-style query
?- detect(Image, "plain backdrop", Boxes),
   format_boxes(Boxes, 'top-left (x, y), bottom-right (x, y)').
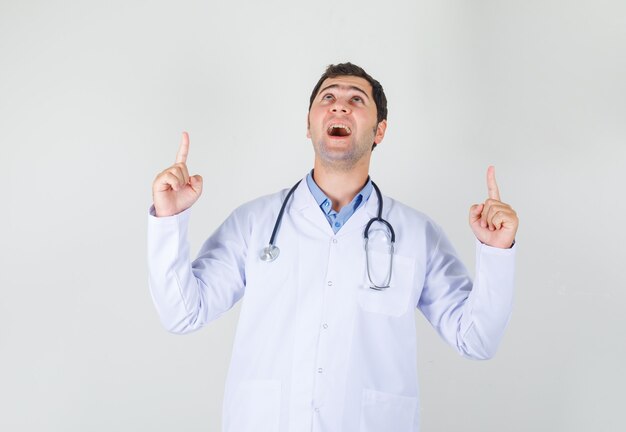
top-left (1, 0), bottom-right (625, 431)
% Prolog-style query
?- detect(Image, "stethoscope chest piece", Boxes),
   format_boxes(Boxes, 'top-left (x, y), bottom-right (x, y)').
top-left (260, 245), bottom-right (280, 262)
top-left (259, 180), bottom-right (302, 263)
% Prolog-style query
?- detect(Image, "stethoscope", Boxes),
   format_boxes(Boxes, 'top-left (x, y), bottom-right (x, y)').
top-left (260, 179), bottom-right (395, 290)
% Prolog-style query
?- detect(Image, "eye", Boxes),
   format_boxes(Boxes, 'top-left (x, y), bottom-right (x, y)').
top-left (322, 94), bottom-right (334, 101)
top-left (352, 96), bottom-right (363, 103)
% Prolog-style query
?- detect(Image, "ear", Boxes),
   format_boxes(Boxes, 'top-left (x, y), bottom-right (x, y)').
top-left (306, 112), bottom-right (311, 138)
top-left (374, 119), bottom-right (387, 144)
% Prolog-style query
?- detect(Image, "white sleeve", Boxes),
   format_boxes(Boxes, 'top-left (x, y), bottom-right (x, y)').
top-left (146, 204), bottom-right (247, 334)
top-left (417, 225), bottom-right (516, 360)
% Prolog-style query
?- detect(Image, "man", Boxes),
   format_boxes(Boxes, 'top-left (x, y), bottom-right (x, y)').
top-left (147, 63), bottom-right (518, 432)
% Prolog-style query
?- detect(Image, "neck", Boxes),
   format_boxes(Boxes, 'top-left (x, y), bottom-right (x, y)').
top-left (312, 158), bottom-right (370, 212)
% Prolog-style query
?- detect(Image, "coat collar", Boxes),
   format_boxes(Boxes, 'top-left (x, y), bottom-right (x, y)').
top-left (289, 174), bottom-right (380, 238)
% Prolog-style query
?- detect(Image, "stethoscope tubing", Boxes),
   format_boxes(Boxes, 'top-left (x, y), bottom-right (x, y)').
top-left (268, 180), bottom-right (302, 247)
top-left (261, 178), bottom-right (395, 290)
top-left (363, 182), bottom-right (395, 243)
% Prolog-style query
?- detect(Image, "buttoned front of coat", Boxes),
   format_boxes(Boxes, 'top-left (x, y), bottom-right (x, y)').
top-left (147, 177), bottom-right (516, 432)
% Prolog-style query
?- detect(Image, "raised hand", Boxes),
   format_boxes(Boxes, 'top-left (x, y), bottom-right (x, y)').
top-left (469, 166), bottom-right (518, 248)
top-left (152, 132), bottom-right (203, 217)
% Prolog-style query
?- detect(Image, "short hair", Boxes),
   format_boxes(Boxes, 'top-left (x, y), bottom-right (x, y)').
top-left (308, 63), bottom-right (388, 150)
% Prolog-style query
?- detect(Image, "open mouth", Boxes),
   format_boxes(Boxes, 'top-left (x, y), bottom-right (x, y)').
top-left (327, 124), bottom-right (352, 137)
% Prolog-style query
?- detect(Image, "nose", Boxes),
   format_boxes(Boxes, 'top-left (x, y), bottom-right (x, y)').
top-left (330, 101), bottom-right (350, 114)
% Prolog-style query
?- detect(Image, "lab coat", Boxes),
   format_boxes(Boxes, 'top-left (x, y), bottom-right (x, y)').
top-left (147, 176), bottom-right (516, 432)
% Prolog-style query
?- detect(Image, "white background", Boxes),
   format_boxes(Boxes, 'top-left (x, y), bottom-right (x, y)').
top-left (1, 0), bottom-right (624, 430)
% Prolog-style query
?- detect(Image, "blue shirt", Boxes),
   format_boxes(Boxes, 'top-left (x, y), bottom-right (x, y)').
top-left (305, 170), bottom-right (373, 233)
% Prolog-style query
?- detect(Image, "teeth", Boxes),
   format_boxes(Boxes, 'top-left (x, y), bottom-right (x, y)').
top-left (327, 124), bottom-right (352, 134)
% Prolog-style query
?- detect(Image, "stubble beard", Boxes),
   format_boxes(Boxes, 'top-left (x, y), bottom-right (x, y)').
top-left (314, 127), bottom-right (377, 172)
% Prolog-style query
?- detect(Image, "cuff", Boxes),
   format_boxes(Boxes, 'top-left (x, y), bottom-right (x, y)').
top-left (475, 238), bottom-right (517, 256)
top-left (148, 204), bottom-right (192, 222)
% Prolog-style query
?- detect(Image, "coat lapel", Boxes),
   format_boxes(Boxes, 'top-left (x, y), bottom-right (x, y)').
top-left (288, 174), bottom-right (381, 239)
top-left (290, 177), bottom-right (334, 237)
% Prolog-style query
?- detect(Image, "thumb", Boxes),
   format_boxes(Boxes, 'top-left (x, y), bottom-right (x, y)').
top-left (469, 203), bottom-right (483, 223)
top-left (190, 175), bottom-right (203, 194)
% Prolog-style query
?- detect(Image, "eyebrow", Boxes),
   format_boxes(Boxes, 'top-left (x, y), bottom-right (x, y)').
top-left (318, 84), bottom-right (370, 101)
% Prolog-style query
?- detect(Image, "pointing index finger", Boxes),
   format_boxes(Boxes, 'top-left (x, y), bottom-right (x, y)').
top-left (487, 165), bottom-right (501, 201)
top-left (176, 131), bottom-right (189, 164)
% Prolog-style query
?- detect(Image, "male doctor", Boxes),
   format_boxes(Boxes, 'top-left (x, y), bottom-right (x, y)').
top-left (147, 63), bottom-right (519, 432)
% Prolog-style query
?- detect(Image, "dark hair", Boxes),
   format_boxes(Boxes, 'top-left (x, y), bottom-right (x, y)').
top-left (308, 62), bottom-right (388, 150)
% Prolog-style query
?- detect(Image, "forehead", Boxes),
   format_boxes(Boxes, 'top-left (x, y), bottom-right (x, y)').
top-left (316, 76), bottom-right (374, 98)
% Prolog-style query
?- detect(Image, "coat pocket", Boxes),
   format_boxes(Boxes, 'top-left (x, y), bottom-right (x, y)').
top-left (226, 379), bottom-right (281, 432)
top-left (357, 252), bottom-right (415, 316)
top-left (360, 388), bottom-right (418, 432)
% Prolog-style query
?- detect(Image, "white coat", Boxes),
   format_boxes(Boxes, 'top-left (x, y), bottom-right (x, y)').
top-left (147, 176), bottom-right (516, 432)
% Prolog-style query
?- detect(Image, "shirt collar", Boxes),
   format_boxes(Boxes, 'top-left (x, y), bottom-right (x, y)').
top-left (305, 169), bottom-right (373, 215)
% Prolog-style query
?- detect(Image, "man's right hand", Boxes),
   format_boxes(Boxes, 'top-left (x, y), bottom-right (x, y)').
top-left (152, 132), bottom-right (203, 217)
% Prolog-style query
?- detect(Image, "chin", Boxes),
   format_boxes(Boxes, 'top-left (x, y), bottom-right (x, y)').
top-left (317, 141), bottom-right (352, 157)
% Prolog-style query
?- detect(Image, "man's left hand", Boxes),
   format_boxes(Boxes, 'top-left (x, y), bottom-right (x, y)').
top-left (469, 166), bottom-right (519, 249)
